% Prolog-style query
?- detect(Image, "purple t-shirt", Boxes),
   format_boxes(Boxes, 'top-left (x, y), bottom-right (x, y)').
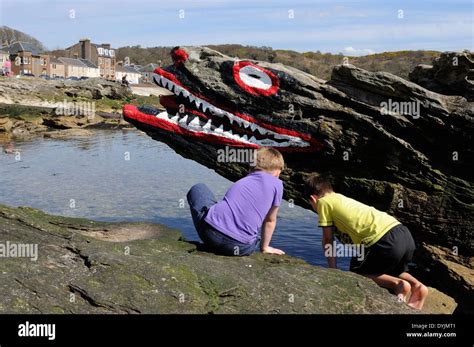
top-left (205, 171), bottom-right (283, 244)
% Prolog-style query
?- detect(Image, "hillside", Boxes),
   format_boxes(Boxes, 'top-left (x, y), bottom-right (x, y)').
top-left (115, 44), bottom-right (441, 80)
top-left (0, 25), bottom-right (46, 50)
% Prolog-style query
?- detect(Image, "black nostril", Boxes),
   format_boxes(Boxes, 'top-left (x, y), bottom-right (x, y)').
top-left (248, 74), bottom-right (261, 79)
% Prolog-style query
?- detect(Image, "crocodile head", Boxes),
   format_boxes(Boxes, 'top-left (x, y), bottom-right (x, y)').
top-left (123, 46), bottom-right (324, 152)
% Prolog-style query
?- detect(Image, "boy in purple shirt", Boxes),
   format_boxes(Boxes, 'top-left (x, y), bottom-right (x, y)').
top-left (186, 148), bottom-right (286, 256)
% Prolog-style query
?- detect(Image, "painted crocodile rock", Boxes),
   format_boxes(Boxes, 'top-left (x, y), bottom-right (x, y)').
top-left (123, 47), bottom-right (473, 311)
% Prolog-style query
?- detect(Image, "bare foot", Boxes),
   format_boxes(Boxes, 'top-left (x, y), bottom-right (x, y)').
top-left (408, 284), bottom-right (429, 310)
top-left (394, 279), bottom-right (411, 303)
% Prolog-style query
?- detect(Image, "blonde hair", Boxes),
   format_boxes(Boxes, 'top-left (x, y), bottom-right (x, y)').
top-left (254, 147), bottom-right (284, 172)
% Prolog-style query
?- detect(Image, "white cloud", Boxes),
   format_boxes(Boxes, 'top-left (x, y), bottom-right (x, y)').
top-left (343, 46), bottom-right (375, 56)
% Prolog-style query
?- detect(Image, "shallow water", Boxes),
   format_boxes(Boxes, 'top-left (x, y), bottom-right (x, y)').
top-left (0, 130), bottom-right (349, 269)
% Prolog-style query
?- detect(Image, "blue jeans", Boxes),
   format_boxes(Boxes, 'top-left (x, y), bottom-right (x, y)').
top-left (186, 183), bottom-right (258, 256)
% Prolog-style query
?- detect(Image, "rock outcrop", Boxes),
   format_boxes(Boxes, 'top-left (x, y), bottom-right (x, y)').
top-left (123, 47), bottom-right (473, 312)
top-left (0, 204), bottom-right (455, 314)
top-left (409, 51), bottom-right (474, 101)
top-left (0, 78), bottom-right (136, 140)
top-left (0, 116), bottom-right (13, 132)
top-left (0, 77), bottom-right (131, 105)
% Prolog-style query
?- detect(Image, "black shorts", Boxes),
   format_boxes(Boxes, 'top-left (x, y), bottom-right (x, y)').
top-left (350, 224), bottom-right (416, 276)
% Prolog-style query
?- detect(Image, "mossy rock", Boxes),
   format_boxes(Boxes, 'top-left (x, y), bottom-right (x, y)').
top-left (0, 204), bottom-right (454, 314)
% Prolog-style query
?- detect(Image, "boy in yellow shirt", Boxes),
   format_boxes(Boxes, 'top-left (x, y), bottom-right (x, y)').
top-left (304, 174), bottom-right (429, 310)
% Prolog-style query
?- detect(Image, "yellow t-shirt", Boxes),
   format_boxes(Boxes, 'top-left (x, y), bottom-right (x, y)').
top-left (317, 192), bottom-right (400, 247)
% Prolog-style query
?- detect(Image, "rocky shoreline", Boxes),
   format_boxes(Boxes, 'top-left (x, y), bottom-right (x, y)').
top-left (0, 204), bottom-right (456, 314)
top-left (0, 77), bottom-right (166, 143)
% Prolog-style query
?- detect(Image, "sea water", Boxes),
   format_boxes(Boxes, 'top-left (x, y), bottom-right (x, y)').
top-left (0, 129), bottom-right (350, 269)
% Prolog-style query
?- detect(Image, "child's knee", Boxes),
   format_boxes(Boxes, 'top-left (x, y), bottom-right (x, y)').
top-left (187, 183), bottom-right (205, 199)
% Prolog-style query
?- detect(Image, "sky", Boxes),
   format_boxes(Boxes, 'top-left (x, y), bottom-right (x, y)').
top-left (0, 0), bottom-right (472, 55)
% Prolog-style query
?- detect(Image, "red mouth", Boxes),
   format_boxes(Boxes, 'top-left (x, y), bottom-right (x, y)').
top-left (123, 67), bottom-right (323, 152)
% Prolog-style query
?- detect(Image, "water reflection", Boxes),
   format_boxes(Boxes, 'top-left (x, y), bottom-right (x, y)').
top-left (0, 129), bottom-right (349, 269)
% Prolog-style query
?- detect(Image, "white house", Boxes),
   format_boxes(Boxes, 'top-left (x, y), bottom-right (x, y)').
top-left (58, 57), bottom-right (100, 78)
top-left (116, 64), bottom-right (141, 84)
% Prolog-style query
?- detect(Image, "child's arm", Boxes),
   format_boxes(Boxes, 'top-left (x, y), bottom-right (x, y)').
top-left (260, 206), bottom-right (285, 255)
top-left (322, 227), bottom-right (337, 269)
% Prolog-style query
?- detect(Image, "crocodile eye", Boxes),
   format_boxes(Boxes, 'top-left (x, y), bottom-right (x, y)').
top-left (233, 61), bottom-right (279, 96)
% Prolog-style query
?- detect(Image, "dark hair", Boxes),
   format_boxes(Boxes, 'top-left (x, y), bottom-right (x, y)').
top-left (304, 174), bottom-right (333, 197)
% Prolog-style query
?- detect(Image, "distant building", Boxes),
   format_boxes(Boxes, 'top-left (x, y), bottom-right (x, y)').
top-left (139, 63), bottom-right (160, 84)
top-left (57, 57), bottom-right (100, 79)
top-left (79, 58), bottom-right (101, 78)
top-left (50, 57), bottom-right (65, 78)
top-left (2, 41), bottom-right (50, 76)
top-left (64, 38), bottom-right (116, 79)
top-left (115, 64), bottom-right (141, 84)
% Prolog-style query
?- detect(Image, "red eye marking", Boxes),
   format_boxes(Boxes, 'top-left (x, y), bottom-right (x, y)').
top-left (233, 61), bottom-right (279, 96)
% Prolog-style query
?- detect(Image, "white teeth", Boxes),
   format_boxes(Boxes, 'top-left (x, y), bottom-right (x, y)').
top-left (189, 117), bottom-right (200, 127)
top-left (158, 76), bottom-right (178, 93)
top-left (201, 101), bottom-right (210, 113)
top-left (259, 139), bottom-right (275, 145)
top-left (154, 73), bottom-right (311, 147)
top-left (203, 120), bottom-right (212, 129)
top-left (152, 110), bottom-right (309, 147)
top-left (211, 108), bottom-right (224, 117)
top-left (156, 111), bottom-right (169, 120)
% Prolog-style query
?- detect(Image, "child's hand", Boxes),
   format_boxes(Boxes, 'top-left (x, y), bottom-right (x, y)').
top-left (261, 246), bottom-right (285, 255)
